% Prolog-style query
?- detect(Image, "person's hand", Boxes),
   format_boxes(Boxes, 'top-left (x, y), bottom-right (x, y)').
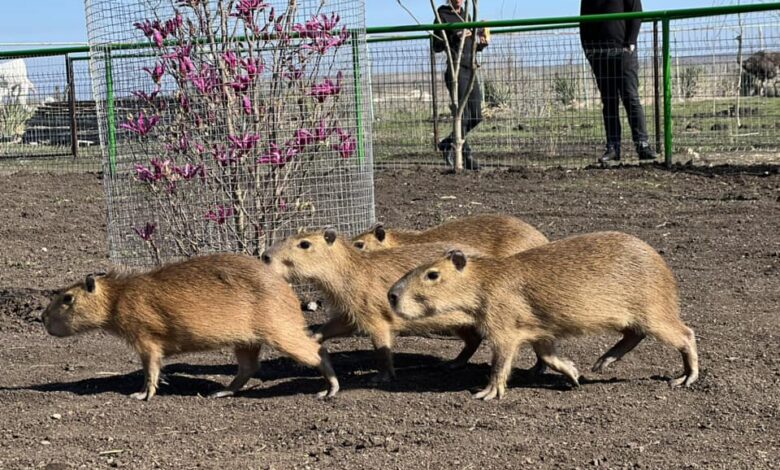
top-left (623, 44), bottom-right (636, 53)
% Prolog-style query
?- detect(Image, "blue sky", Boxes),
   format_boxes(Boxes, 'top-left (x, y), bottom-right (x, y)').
top-left (0, 1), bottom-right (753, 44)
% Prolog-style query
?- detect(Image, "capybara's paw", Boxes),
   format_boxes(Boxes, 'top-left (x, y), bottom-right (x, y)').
top-left (669, 372), bottom-right (698, 389)
top-left (210, 390), bottom-right (235, 399)
top-left (591, 356), bottom-right (616, 373)
top-left (130, 391), bottom-right (149, 401)
top-left (473, 384), bottom-right (500, 401)
top-left (529, 359), bottom-right (548, 376)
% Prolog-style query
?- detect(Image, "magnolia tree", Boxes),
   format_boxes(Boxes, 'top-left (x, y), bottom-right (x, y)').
top-left (118, 0), bottom-right (359, 263)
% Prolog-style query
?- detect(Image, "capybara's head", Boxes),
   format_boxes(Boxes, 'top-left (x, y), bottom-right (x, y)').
top-left (42, 274), bottom-right (109, 337)
top-left (388, 249), bottom-right (474, 320)
top-left (262, 228), bottom-right (349, 283)
top-left (351, 223), bottom-right (392, 252)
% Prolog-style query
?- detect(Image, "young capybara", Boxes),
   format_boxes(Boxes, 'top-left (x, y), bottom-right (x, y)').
top-left (351, 214), bottom-right (549, 256)
top-left (262, 228), bottom-right (482, 382)
top-left (42, 253), bottom-right (339, 400)
top-left (388, 231), bottom-right (699, 400)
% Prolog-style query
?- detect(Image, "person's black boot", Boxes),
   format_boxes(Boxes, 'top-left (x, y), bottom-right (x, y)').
top-left (463, 144), bottom-right (481, 171)
top-left (438, 138), bottom-right (454, 167)
top-left (636, 141), bottom-right (657, 161)
top-left (598, 145), bottom-right (621, 164)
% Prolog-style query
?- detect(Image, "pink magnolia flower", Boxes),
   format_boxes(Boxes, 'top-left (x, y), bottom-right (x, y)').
top-left (142, 62), bottom-right (166, 85)
top-left (230, 75), bottom-right (251, 92)
top-left (222, 51), bottom-right (238, 71)
top-left (205, 205), bottom-right (234, 225)
top-left (240, 57), bottom-right (264, 79)
top-left (310, 72), bottom-right (342, 103)
top-left (282, 65), bottom-right (304, 81)
top-left (293, 128), bottom-right (316, 148)
top-left (134, 19), bottom-right (167, 48)
top-left (332, 128), bottom-right (357, 159)
top-left (131, 89), bottom-right (160, 103)
top-left (213, 144), bottom-right (239, 166)
top-left (120, 111), bottom-right (160, 136)
top-left (134, 163), bottom-right (156, 182)
top-left (175, 163), bottom-right (205, 181)
top-left (164, 46), bottom-right (195, 75)
top-left (178, 94), bottom-right (190, 112)
top-left (278, 197), bottom-right (287, 212)
top-left (134, 222), bottom-right (156, 241)
top-left (242, 95), bottom-right (253, 115)
top-left (163, 13), bottom-right (183, 36)
top-left (232, 0), bottom-right (269, 24)
top-left (258, 142), bottom-right (297, 166)
top-left (190, 63), bottom-right (220, 94)
top-left (150, 158), bottom-right (174, 179)
top-left (228, 133), bottom-right (262, 152)
top-left (314, 120), bottom-right (331, 142)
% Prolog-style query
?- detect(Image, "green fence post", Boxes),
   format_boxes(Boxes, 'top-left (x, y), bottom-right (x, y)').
top-left (105, 49), bottom-right (118, 176)
top-left (350, 31), bottom-right (366, 163)
top-left (662, 18), bottom-right (673, 167)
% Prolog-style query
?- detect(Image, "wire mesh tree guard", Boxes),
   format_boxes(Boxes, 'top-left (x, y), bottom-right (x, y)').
top-left (84, 0), bottom-right (374, 266)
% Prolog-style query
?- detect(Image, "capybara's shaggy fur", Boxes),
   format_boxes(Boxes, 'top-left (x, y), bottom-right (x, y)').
top-left (389, 231), bottom-right (699, 400)
top-left (351, 214), bottom-right (548, 256)
top-left (262, 229), bottom-right (481, 381)
top-left (42, 254), bottom-right (339, 400)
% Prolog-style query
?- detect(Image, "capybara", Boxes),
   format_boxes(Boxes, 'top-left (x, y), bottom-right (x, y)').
top-left (351, 214), bottom-right (548, 256)
top-left (388, 231), bottom-right (699, 400)
top-left (42, 254), bottom-right (339, 400)
top-left (262, 228), bottom-right (482, 382)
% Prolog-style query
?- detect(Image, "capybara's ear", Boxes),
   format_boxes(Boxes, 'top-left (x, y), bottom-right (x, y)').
top-left (373, 223), bottom-right (386, 242)
top-left (85, 274), bottom-right (97, 293)
top-left (448, 250), bottom-right (467, 272)
top-left (324, 227), bottom-right (338, 245)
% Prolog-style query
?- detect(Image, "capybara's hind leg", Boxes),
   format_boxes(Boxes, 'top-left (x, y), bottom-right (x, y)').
top-left (592, 330), bottom-right (646, 373)
top-left (658, 324), bottom-right (699, 388)
top-left (444, 327), bottom-right (483, 369)
top-left (273, 331), bottom-right (340, 398)
top-left (313, 315), bottom-right (357, 343)
top-left (474, 337), bottom-right (520, 401)
top-left (533, 341), bottom-right (581, 387)
top-left (131, 344), bottom-right (163, 401)
top-left (211, 345), bottom-right (262, 398)
top-left (369, 326), bottom-right (396, 383)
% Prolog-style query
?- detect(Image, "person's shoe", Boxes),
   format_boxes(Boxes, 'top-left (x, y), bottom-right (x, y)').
top-left (598, 146), bottom-right (621, 164)
top-left (464, 153), bottom-right (481, 171)
top-left (438, 139), bottom-right (454, 167)
top-left (636, 142), bottom-right (657, 161)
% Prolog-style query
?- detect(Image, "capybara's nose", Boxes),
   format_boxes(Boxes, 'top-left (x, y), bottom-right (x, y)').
top-left (261, 253), bottom-right (271, 265)
top-left (388, 291), bottom-right (399, 310)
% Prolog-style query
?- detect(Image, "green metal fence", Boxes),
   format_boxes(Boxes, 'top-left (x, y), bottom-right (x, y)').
top-left (2, 3), bottom-right (780, 172)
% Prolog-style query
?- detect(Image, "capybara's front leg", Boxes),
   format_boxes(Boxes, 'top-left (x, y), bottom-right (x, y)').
top-left (444, 326), bottom-right (483, 369)
top-left (474, 337), bottom-right (520, 401)
top-left (369, 325), bottom-right (396, 383)
top-left (131, 344), bottom-right (163, 401)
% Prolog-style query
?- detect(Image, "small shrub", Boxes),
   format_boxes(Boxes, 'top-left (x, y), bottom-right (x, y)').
top-left (680, 66), bottom-right (702, 99)
top-left (552, 73), bottom-right (576, 107)
top-left (483, 79), bottom-right (512, 109)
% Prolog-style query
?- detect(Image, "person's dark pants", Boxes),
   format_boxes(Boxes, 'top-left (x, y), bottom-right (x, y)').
top-left (586, 49), bottom-right (648, 152)
top-left (440, 66), bottom-right (482, 157)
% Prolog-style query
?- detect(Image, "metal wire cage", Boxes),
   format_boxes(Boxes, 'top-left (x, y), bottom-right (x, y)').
top-left (84, 0), bottom-right (375, 266)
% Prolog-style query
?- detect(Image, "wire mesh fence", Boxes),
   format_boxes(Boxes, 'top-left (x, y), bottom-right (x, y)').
top-left (369, 10), bottom-right (780, 168)
top-left (0, 49), bottom-right (101, 173)
top-left (84, 0), bottom-right (374, 267)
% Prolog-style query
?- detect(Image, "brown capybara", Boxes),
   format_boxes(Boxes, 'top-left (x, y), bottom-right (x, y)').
top-left (42, 254), bottom-right (339, 400)
top-left (351, 214), bottom-right (548, 256)
top-left (262, 228), bottom-right (482, 382)
top-left (388, 231), bottom-right (699, 400)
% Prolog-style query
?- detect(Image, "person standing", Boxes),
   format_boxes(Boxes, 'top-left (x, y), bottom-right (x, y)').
top-left (580, 0), bottom-right (657, 163)
top-left (432, 0), bottom-right (487, 171)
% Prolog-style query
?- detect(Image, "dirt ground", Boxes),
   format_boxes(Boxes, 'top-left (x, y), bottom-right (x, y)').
top-left (0, 163), bottom-right (778, 469)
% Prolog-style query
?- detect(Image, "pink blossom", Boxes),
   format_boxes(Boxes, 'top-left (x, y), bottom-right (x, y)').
top-left (293, 128), bottom-right (316, 148)
top-left (205, 205), bottom-right (234, 225)
top-left (213, 144), bottom-right (239, 166)
top-left (134, 19), bottom-right (167, 48)
top-left (179, 94), bottom-right (190, 112)
top-left (332, 128), bottom-right (357, 159)
top-left (164, 46), bottom-right (195, 75)
top-left (258, 142), bottom-right (297, 166)
top-left (313, 120), bottom-right (331, 142)
top-left (134, 222), bottom-right (156, 241)
top-left (190, 63), bottom-right (220, 94)
top-left (131, 89), bottom-right (160, 103)
top-left (150, 158), bottom-right (174, 179)
top-left (232, 0), bottom-right (269, 24)
top-left (164, 13), bottom-right (183, 36)
top-left (142, 62), bottom-right (166, 85)
top-left (283, 65), bottom-right (304, 81)
top-left (222, 51), bottom-right (238, 71)
top-left (120, 111), bottom-right (160, 136)
top-left (230, 75), bottom-right (251, 92)
top-left (279, 197), bottom-right (287, 212)
top-left (310, 72), bottom-right (342, 103)
top-left (134, 164), bottom-right (156, 182)
top-left (242, 95), bottom-right (253, 115)
top-left (228, 133), bottom-right (262, 152)
top-left (175, 163), bottom-right (205, 181)
top-left (240, 57), bottom-right (264, 79)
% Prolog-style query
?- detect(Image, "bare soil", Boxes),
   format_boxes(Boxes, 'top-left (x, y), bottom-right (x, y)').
top-left (1, 163), bottom-right (778, 469)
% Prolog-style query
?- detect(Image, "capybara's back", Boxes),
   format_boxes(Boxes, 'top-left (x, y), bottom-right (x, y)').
top-left (353, 214), bottom-right (548, 257)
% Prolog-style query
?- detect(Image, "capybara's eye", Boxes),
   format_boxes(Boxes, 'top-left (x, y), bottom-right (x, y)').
top-left (62, 294), bottom-right (74, 305)
top-left (298, 240), bottom-right (311, 250)
top-left (354, 241), bottom-right (365, 249)
top-left (426, 271), bottom-right (440, 281)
